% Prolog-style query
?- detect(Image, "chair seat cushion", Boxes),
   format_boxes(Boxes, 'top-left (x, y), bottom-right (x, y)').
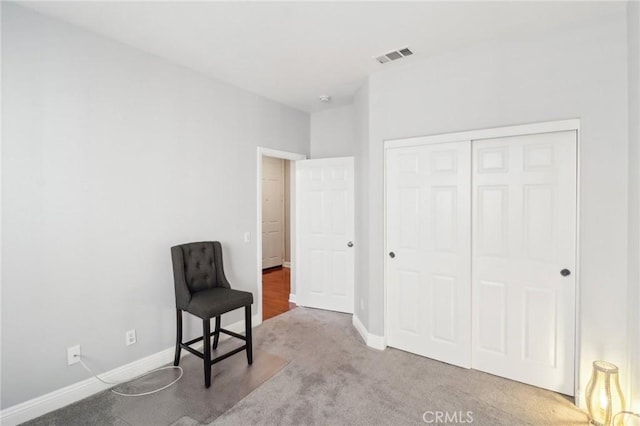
top-left (187, 287), bottom-right (253, 319)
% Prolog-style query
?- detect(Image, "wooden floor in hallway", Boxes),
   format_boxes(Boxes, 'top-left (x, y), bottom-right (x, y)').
top-left (262, 266), bottom-right (296, 321)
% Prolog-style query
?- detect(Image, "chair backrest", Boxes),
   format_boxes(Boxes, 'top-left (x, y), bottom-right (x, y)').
top-left (171, 241), bottom-right (231, 308)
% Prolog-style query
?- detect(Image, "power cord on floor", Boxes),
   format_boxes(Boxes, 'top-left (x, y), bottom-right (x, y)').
top-left (613, 411), bottom-right (640, 425)
top-left (76, 355), bottom-right (183, 397)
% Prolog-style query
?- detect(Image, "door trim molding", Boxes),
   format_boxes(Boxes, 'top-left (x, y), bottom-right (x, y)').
top-left (385, 119), bottom-right (580, 149)
top-left (257, 147), bottom-right (306, 324)
top-left (382, 119), bottom-right (581, 401)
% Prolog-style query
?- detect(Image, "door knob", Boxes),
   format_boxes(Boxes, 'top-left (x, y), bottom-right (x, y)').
top-left (389, 252), bottom-right (395, 258)
top-left (560, 269), bottom-right (571, 277)
top-left (347, 241), bottom-right (354, 248)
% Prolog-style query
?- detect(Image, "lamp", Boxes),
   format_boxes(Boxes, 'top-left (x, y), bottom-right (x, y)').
top-left (586, 361), bottom-right (626, 426)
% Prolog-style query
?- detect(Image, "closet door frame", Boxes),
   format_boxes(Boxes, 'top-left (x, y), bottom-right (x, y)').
top-left (383, 119), bottom-right (581, 398)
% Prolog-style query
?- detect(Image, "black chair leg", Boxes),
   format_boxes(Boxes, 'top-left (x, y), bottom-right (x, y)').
top-left (245, 305), bottom-right (253, 365)
top-left (203, 319), bottom-right (212, 388)
top-left (212, 316), bottom-right (221, 349)
top-left (173, 309), bottom-right (182, 366)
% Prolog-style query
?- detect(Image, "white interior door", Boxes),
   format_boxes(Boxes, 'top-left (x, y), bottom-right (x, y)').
top-left (471, 131), bottom-right (577, 395)
top-left (297, 157), bottom-right (354, 313)
top-left (386, 141), bottom-right (472, 368)
top-left (262, 156), bottom-right (284, 269)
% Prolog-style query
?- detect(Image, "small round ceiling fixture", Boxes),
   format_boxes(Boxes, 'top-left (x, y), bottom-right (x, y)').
top-left (319, 95), bottom-right (331, 103)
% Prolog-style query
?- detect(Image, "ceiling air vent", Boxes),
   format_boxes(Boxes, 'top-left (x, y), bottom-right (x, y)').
top-left (376, 47), bottom-right (414, 64)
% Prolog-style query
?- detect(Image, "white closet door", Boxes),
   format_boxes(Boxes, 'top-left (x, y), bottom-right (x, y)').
top-left (386, 141), bottom-right (472, 368)
top-left (262, 156), bottom-right (284, 269)
top-left (297, 157), bottom-right (354, 314)
top-left (471, 131), bottom-right (577, 395)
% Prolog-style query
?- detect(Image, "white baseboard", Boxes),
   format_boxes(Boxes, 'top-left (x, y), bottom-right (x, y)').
top-left (0, 314), bottom-right (260, 426)
top-left (0, 348), bottom-right (174, 426)
top-left (366, 332), bottom-right (386, 350)
top-left (283, 261), bottom-right (291, 268)
top-left (352, 315), bottom-right (386, 350)
top-left (288, 293), bottom-right (296, 304)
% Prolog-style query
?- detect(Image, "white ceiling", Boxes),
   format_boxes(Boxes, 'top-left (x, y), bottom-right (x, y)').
top-left (19, 1), bottom-right (624, 113)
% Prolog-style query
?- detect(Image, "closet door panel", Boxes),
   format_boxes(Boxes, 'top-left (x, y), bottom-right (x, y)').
top-left (386, 141), bottom-right (472, 368)
top-left (471, 131), bottom-right (577, 395)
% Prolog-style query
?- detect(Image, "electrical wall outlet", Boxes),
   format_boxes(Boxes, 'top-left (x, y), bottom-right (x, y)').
top-left (67, 345), bottom-right (81, 365)
top-left (126, 329), bottom-right (137, 346)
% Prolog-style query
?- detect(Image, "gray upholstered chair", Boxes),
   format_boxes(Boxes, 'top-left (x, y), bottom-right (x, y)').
top-left (171, 241), bottom-right (253, 388)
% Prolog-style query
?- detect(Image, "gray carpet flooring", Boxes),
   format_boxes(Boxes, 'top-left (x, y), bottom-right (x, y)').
top-left (200, 307), bottom-right (588, 426)
top-left (24, 347), bottom-right (288, 425)
top-left (26, 307), bottom-right (589, 425)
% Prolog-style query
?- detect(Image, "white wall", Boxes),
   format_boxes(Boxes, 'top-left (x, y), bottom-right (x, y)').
top-left (358, 7), bottom-right (630, 405)
top-left (353, 83), bottom-right (370, 326)
top-left (1, 3), bottom-right (309, 409)
top-left (310, 104), bottom-right (355, 158)
top-left (627, 0), bottom-right (640, 412)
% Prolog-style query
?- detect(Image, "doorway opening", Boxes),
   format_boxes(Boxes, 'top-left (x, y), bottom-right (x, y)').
top-left (262, 266), bottom-right (295, 320)
top-left (262, 156), bottom-right (295, 320)
top-left (256, 147), bottom-right (306, 323)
